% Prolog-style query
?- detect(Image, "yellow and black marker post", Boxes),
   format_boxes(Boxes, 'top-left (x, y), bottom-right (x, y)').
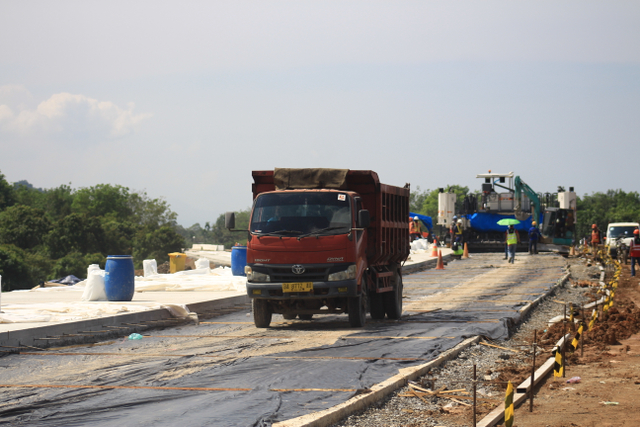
top-left (588, 308), bottom-right (598, 331)
top-left (570, 322), bottom-right (584, 352)
top-left (553, 346), bottom-right (564, 377)
top-left (504, 380), bottom-right (514, 427)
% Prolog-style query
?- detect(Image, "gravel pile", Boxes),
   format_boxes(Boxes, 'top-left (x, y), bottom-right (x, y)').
top-left (331, 256), bottom-right (600, 427)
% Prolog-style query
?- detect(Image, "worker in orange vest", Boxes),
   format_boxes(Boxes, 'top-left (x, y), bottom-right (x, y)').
top-left (590, 224), bottom-right (601, 253)
top-left (410, 216), bottom-right (422, 241)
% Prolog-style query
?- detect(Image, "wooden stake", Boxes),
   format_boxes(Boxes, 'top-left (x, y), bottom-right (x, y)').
top-left (530, 330), bottom-right (536, 412)
top-left (562, 305), bottom-right (567, 378)
top-left (473, 364), bottom-right (477, 427)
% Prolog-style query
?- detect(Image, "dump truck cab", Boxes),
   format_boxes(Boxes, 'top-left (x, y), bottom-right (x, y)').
top-left (228, 168), bottom-right (409, 328)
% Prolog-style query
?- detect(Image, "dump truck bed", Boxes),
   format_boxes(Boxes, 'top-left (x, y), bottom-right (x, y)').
top-left (251, 169), bottom-right (410, 267)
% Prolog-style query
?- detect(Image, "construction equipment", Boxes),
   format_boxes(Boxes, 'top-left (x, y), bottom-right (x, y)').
top-left (514, 175), bottom-right (577, 253)
top-left (437, 171), bottom-right (576, 253)
top-left (226, 168), bottom-right (410, 328)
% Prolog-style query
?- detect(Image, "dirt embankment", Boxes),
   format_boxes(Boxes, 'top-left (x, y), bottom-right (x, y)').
top-left (494, 258), bottom-right (640, 427)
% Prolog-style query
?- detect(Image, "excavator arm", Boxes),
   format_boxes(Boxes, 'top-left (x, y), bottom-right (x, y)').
top-left (514, 176), bottom-right (541, 223)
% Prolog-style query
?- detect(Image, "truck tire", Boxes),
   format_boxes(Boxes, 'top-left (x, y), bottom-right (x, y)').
top-left (369, 292), bottom-right (385, 320)
top-left (348, 294), bottom-right (366, 327)
top-left (383, 273), bottom-right (403, 320)
top-left (253, 299), bottom-right (272, 328)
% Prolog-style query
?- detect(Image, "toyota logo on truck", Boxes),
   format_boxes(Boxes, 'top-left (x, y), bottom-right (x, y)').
top-left (291, 265), bottom-right (305, 274)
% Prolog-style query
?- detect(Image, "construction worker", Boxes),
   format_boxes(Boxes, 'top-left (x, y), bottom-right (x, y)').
top-left (630, 229), bottom-right (640, 277)
top-left (453, 218), bottom-right (464, 244)
top-left (409, 216), bottom-right (422, 241)
top-left (528, 221), bottom-right (542, 255)
top-left (505, 224), bottom-right (520, 263)
top-left (590, 224), bottom-right (601, 254)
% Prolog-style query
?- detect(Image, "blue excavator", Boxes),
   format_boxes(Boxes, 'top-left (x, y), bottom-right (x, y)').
top-left (437, 172), bottom-right (576, 253)
top-left (514, 176), bottom-right (576, 253)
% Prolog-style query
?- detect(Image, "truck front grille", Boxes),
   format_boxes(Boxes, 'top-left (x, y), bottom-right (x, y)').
top-left (269, 266), bottom-right (328, 282)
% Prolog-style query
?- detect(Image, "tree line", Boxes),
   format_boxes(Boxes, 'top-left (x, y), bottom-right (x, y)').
top-left (2, 168), bottom-right (636, 291)
top-left (0, 172), bottom-right (185, 291)
top-left (410, 185), bottom-right (640, 240)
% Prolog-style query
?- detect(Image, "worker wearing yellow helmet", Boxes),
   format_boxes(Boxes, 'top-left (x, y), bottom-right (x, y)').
top-left (528, 220), bottom-right (542, 255)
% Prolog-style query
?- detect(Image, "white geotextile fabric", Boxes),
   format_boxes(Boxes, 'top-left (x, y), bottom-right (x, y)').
top-left (0, 302), bottom-right (192, 324)
top-left (25, 266), bottom-right (247, 294)
top-left (0, 265), bottom-right (247, 324)
top-left (135, 266), bottom-right (247, 292)
top-left (410, 239), bottom-right (438, 254)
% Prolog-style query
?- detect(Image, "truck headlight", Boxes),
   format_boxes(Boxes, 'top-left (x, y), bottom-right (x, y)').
top-left (328, 264), bottom-right (356, 281)
top-left (245, 266), bottom-right (270, 282)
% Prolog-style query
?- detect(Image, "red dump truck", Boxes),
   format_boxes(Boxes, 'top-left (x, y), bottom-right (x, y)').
top-left (226, 168), bottom-right (410, 328)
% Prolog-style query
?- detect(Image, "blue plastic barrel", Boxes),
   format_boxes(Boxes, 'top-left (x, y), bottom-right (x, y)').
top-left (231, 246), bottom-right (247, 276)
top-left (104, 255), bottom-right (135, 301)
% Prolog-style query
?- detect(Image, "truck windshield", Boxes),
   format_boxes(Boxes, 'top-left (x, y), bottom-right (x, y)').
top-left (608, 226), bottom-right (637, 239)
top-left (251, 192), bottom-right (352, 236)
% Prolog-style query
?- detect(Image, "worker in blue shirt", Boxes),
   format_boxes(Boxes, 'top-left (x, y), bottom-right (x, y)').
top-left (528, 221), bottom-right (542, 255)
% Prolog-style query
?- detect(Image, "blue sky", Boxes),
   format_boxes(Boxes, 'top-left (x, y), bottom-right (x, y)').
top-left (1, 1), bottom-right (639, 227)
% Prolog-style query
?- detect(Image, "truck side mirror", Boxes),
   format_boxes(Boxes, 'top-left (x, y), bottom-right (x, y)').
top-left (358, 209), bottom-right (370, 228)
top-left (225, 212), bottom-right (236, 230)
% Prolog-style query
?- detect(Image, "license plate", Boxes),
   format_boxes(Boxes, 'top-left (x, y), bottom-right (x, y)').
top-left (282, 282), bottom-right (313, 293)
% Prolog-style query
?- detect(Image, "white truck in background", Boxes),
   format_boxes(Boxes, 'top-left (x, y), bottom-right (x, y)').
top-left (605, 222), bottom-right (640, 262)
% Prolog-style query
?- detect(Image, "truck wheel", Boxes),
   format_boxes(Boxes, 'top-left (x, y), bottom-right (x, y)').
top-left (253, 299), bottom-right (272, 328)
top-left (298, 314), bottom-right (313, 320)
top-left (348, 294), bottom-right (366, 327)
top-left (383, 273), bottom-right (403, 320)
top-left (369, 292), bottom-right (385, 320)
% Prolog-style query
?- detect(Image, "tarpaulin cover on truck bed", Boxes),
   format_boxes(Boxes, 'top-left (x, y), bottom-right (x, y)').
top-left (273, 168), bottom-right (349, 190)
top-left (0, 254), bottom-right (566, 427)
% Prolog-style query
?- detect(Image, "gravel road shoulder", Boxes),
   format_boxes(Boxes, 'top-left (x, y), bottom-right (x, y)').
top-left (331, 254), bottom-right (640, 427)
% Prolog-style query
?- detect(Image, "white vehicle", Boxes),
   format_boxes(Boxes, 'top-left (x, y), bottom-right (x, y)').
top-left (606, 222), bottom-right (639, 258)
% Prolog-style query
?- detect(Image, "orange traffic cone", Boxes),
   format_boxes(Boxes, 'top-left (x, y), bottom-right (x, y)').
top-left (431, 240), bottom-right (439, 257)
top-left (435, 249), bottom-right (445, 270)
top-left (462, 242), bottom-right (469, 259)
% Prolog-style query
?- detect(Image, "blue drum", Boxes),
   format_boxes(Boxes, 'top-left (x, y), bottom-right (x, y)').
top-left (231, 246), bottom-right (247, 276)
top-left (104, 255), bottom-right (135, 301)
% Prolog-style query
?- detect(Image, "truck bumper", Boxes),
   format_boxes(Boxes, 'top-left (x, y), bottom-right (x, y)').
top-left (247, 279), bottom-right (358, 300)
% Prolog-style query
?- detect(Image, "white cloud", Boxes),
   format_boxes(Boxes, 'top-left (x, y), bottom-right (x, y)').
top-left (0, 87), bottom-right (152, 138)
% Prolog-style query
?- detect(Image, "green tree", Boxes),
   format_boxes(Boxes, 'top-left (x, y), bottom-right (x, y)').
top-left (0, 171), bottom-right (15, 210)
top-left (0, 244), bottom-right (29, 290)
top-left (128, 191), bottom-right (177, 227)
top-left (409, 186), bottom-right (430, 213)
top-left (178, 223), bottom-right (216, 245)
top-left (43, 184), bottom-right (74, 222)
top-left (0, 205), bottom-right (52, 250)
top-left (46, 213), bottom-right (106, 258)
top-left (72, 184), bottom-right (133, 221)
top-left (133, 225), bottom-right (186, 268)
top-left (411, 185), bottom-right (470, 219)
top-left (101, 219), bottom-right (136, 255)
top-left (576, 190), bottom-right (640, 240)
top-left (13, 180), bottom-right (45, 209)
top-left (50, 252), bottom-right (105, 280)
top-left (211, 209), bottom-right (250, 248)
